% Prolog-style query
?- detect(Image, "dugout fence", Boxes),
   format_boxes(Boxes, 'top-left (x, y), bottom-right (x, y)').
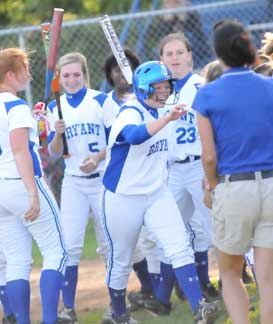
top-left (0, 0), bottom-right (272, 106)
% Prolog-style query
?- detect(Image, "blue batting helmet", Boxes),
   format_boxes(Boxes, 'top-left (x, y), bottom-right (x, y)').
top-left (133, 61), bottom-right (176, 100)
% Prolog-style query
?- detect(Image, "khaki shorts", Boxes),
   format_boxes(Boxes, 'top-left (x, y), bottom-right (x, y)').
top-left (211, 174), bottom-right (273, 255)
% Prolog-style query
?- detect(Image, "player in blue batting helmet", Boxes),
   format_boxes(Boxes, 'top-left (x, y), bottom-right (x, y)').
top-left (133, 61), bottom-right (178, 103)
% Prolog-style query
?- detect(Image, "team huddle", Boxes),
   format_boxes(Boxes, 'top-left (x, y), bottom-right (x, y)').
top-left (1, 18), bottom-right (273, 324)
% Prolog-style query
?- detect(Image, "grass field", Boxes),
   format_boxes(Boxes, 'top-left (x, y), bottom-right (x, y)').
top-left (76, 283), bottom-right (260, 324)
top-left (32, 220), bottom-right (260, 324)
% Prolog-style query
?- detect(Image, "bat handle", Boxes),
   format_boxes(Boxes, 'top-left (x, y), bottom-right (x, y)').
top-left (62, 133), bottom-right (70, 158)
top-left (54, 91), bottom-right (70, 158)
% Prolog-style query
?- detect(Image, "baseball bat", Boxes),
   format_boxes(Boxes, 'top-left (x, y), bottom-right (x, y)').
top-left (99, 15), bottom-right (133, 85)
top-left (44, 8), bottom-right (64, 103)
top-left (40, 22), bottom-right (51, 111)
top-left (51, 70), bottom-right (70, 158)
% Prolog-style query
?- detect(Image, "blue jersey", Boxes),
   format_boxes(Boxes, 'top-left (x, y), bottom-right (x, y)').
top-left (0, 92), bottom-right (42, 178)
top-left (193, 67), bottom-right (273, 175)
top-left (103, 99), bottom-right (169, 194)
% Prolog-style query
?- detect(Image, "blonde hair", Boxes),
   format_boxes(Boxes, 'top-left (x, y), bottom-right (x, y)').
top-left (57, 52), bottom-right (90, 87)
top-left (159, 32), bottom-right (191, 56)
top-left (253, 62), bottom-right (273, 76)
top-left (202, 60), bottom-right (223, 83)
top-left (0, 48), bottom-right (29, 83)
top-left (260, 32), bottom-right (273, 59)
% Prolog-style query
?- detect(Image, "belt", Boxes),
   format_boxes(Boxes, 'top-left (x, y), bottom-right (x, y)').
top-left (174, 156), bottom-right (201, 164)
top-left (71, 172), bottom-right (101, 179)
top-left (219, 170), bottom-right (273, 183)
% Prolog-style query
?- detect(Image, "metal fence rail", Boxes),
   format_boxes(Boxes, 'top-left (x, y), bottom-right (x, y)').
top-left (0, 0), bottom-right (272, 106)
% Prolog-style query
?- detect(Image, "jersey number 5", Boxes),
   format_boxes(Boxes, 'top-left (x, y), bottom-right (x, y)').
top-left (176, 127), bottom-right (196, 144)
top-left (88, 142), bottom-right (99, 153)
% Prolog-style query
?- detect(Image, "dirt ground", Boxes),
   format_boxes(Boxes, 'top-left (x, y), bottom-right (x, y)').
top-left (0, 257), bottom-right (219, 322)
top-left (0, 259), bottom-right (140, 322)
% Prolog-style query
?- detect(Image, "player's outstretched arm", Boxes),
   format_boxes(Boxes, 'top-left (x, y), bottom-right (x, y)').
top-left (146, 103), bottom-right (187, 137)
top-left (10, 128), bottom-right (40, 221)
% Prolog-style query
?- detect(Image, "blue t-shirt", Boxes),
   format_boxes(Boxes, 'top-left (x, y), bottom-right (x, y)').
top-left (193, 67), bottom-right (273, 175)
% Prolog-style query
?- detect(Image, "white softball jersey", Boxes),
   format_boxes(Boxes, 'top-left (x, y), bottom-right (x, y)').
top-left (48, 88), bottom-right (108, 176)
top-left (103, 90), bottom-right (123, 129)
top-left (0, 92), bottom-right (42, 178)
top-left (164, 73), bottom-right (204, 161)
top-left (103, 99), bottom-right (169, 195)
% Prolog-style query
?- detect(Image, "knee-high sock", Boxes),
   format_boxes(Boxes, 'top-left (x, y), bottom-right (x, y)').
top-left (174, 263), bottom-right (202, 312)
top-left (40, 270), bottom-right (63, 324)
top-left (194, 251), bottom-right (210, 286)
top-left (7, 279), bottom-right (30, 324)
top-left (62, 265), bottom-right (78, 309)
top-left (156, 262), bottom-right (175, 305)
top-left (132, 258), bottom-right (153, 293)
top-left (108, 287), bottom-right (127, 318)
top-left (0, 285), bottom-right (13, 316)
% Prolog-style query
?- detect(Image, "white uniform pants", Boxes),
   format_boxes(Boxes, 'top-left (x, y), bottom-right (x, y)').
top-left (0, 177), bottom-right (66, 281)
top-left (168, 160), bottom-right (212, 251)
top-left (132, 227), bottom-right (161, 274)
top-left (0, 249), bottom-right (6, 286)
top-left (61, 174), bottom-right (108, 265)
top-left (102, 185), bottom-right (194, 290)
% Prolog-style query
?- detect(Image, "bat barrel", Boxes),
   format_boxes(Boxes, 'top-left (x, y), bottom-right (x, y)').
top-left (43, 8), bottom-right (64, 102)
top-left (99, 15), bottom-right (133, 85)
top-left (47, 8), bottom-right (64, 72)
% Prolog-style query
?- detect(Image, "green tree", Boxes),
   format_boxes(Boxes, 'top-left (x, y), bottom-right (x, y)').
top-left (0, 0), bottom-right (155, 28)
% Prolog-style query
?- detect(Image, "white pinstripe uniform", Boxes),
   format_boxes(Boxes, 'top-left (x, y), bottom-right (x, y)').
top-left (48, 88), bottom-right (110, 265)
top-left (0, 92), bottom-right (66, 282)
top-left (164, 73), bottom-right (212, 252)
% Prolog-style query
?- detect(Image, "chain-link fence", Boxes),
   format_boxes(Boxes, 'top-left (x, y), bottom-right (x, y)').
top-left (0, 0), bottom-right (272, 106)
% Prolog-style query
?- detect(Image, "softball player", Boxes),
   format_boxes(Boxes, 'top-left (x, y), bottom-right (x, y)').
top-left (0, 48), bottom-right (66, 324)
top-left (48, 52), bottom-right (110, 323)
top-left (103, 50), bottom-right (161, 312)
top-left (159, 33), bottom-right (217, 298)
top-left (101, 60), bottom-right (218, 324)
top-left (103, 48), bottom-right (140, 134)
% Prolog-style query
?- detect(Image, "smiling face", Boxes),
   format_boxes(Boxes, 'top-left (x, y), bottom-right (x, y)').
top-left (145, 80), bottom-right (172, 108)
top-left (59, 62), bottom-right (85, 94)
top-left (160, 39), bottom-right (192, 79)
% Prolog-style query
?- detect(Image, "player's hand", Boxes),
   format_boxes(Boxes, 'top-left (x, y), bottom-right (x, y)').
top-left (25, 194), bottom-right (40, 222)
top-left (79, 154), bottom-right (99, 173)
top-left (54, 120), bottom-right (66, 135)
top-left (167, 103), bottom-right (188, 121)
top-left (202, 177), bottom-right (214, 209)
top-left (204, 189), bottom-right (212, 209)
